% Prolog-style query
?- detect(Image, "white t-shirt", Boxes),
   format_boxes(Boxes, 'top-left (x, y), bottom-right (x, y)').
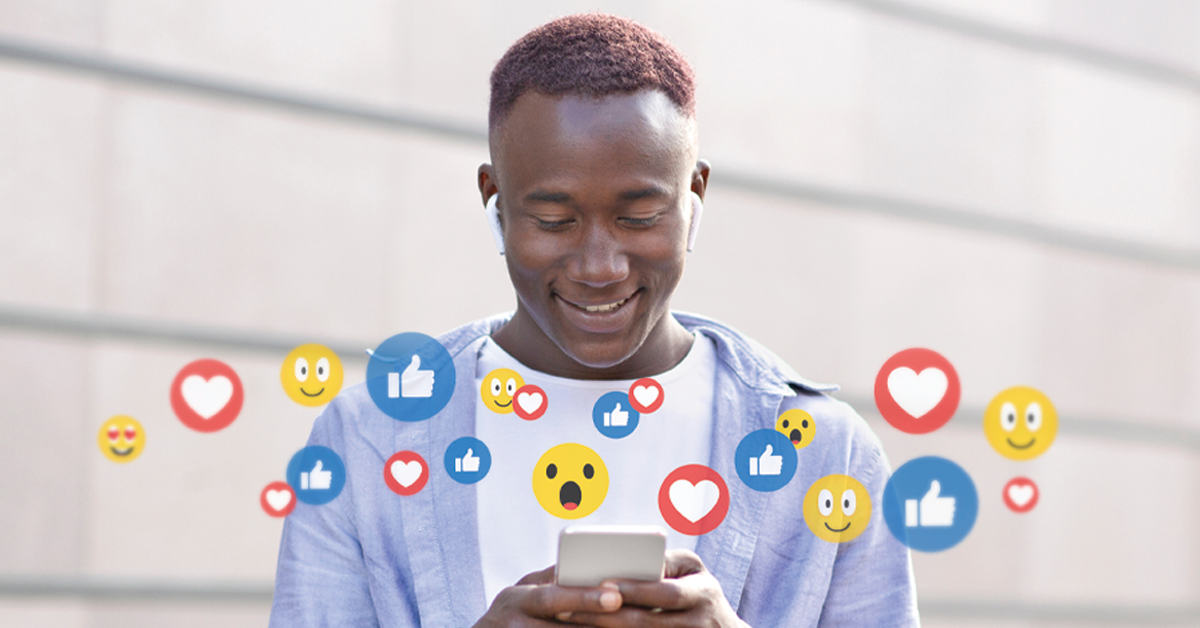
top-left (474, 332), bottom-right (717, 604)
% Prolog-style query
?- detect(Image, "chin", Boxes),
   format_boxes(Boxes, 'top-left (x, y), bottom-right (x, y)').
top-left (556, 334), bottom-right (642, 370)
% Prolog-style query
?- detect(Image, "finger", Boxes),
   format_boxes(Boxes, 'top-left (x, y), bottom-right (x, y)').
top-left (522, 583), bottom-right (622, 618)
top-left (560, 606), bottom-right (676, 627)
top-left (607, 577), bottom-right (705, 612)
top-left (516, 565), bottom-right (555, 586)
top-left (662, 549), bottom-right (705, 578)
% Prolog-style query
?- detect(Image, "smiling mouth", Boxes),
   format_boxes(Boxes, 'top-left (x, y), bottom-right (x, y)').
top-left (493, 399), bottom-right (512, 408)
top-left (559, 292), bottom-right (635, 314)
top-left (110, 446), bottom-right (135, 456)
top-left (1007, 437), bottom-right (1035, 449)
top-left (824, 521), bottom-right (851, 533)
top-left (300, 387), bottom-right (325, 397)
top-left (560, 481), bottom-right (582, 511)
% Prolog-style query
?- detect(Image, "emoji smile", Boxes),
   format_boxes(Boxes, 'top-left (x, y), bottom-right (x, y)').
top-left (493, 399), bottom-right (512, 408)
top-left (110, 446), bottom-right (135, 456)
top-left (560, 481), bottom-right (581, 511)
top-left (789, 428), bottom-right (802, 445)
top-left (824, 521), bottom-right (851, 533)
top-left (300, 387), bottom-right (325, 397)
top-left (1007, 437), bottom-right (1035, 449)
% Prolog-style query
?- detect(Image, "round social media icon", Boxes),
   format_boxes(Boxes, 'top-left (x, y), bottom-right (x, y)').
top-left (775, 409), bottom-right (816, 450)
top-left (443, 437), bottom-right (491, 484)
top-left (384, 451), bottom-right (428, 496)
top-left (882, 456), bottom-right (977, 552)
top-left (366, 333), bottom-right (455, 422)
top-left (171, 358), bottom-right (244, 432)
top-left (629, 378), bottom-right (664, 414)
top-left (480, 368), bottom-right (524, 414)
top-left (532, 443), bottom-right (609, 519)
top-left (98, 415), bottom-right (145, 463)
top-left (735, 429), bottom-right (798, 492)
top-left (281, 344), bottom-right (344, 407)
top-left (1003, 477), bottom-right (1039, 513)
top-left (513, 384), bottom-right (548, 421)
top-left (984, 386), bottom-right (1058, 461)
top-left (874, 348), bottom-right (960, 434)
top-left (592, 391), bottom-right (640, 438)
top-left (803, 474), bottom-right (871, 543)
top-left (286, 446), bottom-right (346, 505)
top-left (658, 464), bottom-right (729, 535)
top-left (260, 481), bottom-right (296, 517)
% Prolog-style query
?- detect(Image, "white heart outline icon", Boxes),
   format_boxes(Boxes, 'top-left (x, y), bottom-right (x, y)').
top-left (391, 459), bottom-right (424, 488)
top-left (886, 367), bottom-right (947, 418)
top-left (669, 479), bottom-right (720, 523)
top-left (1007, 483), bottom-right (1034, 507)
top-left (265, 489), bottom-right (292, 511)
top-left (633, 384), bottom-right (660, 408)
top-left (517, 391), bottom-right (543, 414)
top-left (181, 375), bottom-right (234, 419)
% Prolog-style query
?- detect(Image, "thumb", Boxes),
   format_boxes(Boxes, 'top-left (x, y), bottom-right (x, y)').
top-left (615, 403), bottom-right (623, 411)
top-left (924, 480), bottom-right (941, 498)
top-left (405, 355), bottom-right (421, 371)
top-left (464, 448), bottom-right (474, 458)
top-left (761, 444), bottom-right (774, 457)
top-left (312, 460), bottom-right (324, 473)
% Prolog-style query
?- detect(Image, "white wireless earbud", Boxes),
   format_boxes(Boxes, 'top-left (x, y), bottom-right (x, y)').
top-left (687, 191), bottom-right (704, 252)
top-left (485, 194), bottom-right (505, 255)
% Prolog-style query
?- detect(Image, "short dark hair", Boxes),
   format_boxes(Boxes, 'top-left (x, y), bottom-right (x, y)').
top-left (489, 13), bottom-right (695, 130)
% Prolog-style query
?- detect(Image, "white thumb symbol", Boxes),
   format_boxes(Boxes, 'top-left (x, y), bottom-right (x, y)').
top-left (405, 355), bottom-right (421, 372)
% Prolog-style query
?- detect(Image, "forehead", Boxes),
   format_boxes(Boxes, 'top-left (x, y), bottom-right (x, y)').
top-left (491, 90), bottom-right (695, 187)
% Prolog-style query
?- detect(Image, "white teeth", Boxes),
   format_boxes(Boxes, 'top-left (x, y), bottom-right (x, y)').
top-left (583, 297), bottom-right (629, 313)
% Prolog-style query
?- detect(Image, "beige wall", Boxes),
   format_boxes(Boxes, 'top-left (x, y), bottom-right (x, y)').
top-left (2, 0), bottom-right (1199, 625)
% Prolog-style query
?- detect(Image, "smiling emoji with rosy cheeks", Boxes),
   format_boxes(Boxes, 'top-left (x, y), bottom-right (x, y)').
top-left (532, 444), bottom-right (609, 519)
top-left (281, 344), bottom-right (344, 407)
top-left (984, 386), bottom-right (1058, 461)
top-left (803, 474), bottom-right (871, 543)
top-left (98, 415), bottom-right (144, 463)
top-left (480, 90), bottom-right (708, 379)
top-left (480, 368), bottom-right (525, 414)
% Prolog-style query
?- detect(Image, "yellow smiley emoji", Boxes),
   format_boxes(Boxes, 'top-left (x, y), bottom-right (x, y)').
top-left (532, 443), bottom-right (609, 519)
top-left (775, 409), bottom-right (816, 450)
top-left (984, 386), bottom-right (1057, 461)
top-left (481, 368), bottom-right (525, 414)
top-left (98, 415), bottom-right (145, 463)
top-left (803, 474), bottom-right (870, 543)
top-left (281, 344), bottom-right (344, 407)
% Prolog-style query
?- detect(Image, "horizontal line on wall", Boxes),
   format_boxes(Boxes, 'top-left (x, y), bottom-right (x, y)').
top-left (1, 36), bottom-right (1198, 271)
top-left (830, 0), bottom-right (1200, 92)
top-left (3, 303), bottom-right (1199, 455)
top-left (0, 577), bottom-right (1195, 622)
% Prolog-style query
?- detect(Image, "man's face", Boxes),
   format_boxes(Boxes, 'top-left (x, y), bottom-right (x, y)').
top-left (482, 90), bottom-right (704, 371)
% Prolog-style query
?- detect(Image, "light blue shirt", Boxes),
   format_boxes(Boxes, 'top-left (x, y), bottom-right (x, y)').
top-left (270, 312), bottom-right (919, 627)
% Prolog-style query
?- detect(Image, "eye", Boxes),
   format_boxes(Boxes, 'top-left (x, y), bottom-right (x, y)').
top-left (781, 420), bottom-right (789, 429)
top-left (536, 218), bottom-right (574, 230)
top-left (1000, 402), bottom-right (1017, 432)
top-left (107, 427), bottom-right (120, 442)
top-left (1026, 402), bottom-right (1043, 431)
top-left (506, 378), bottom-right (517, 396)
top-left (124, 427), bottom-right (137, 441)
top-left (841, 489), bottom-right (857, 516)
top-left (295, 357), bottom-right (309, 382)
top-left (620, 215), bottom-right (657, 227)
top-left (802, 419), bottom-right (809, 428)
top-left (546, 464), bottom-right (557, 479)
top-left (491, 378), bottom-right (502, 396)
top-left (583, 464), bottom-right (594, 479)
top-left (818, 489), bottom-right (833, 517)
top-left (315, 357), bottom-right (331, 383)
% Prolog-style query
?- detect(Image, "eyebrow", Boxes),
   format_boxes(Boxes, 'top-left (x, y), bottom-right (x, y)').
top-left (523, 186), bottom-right (671, 205)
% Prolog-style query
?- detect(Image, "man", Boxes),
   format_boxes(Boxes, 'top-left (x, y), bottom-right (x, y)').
top-left (272, 14), bottom-right (917, 627)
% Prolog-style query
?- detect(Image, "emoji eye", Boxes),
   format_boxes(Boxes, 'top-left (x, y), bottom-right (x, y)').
top-left (841, 489), bottom-right (857, 516)
top-left (583, 464), bottom-right (594, 479)
top-left (506, 378), bottom-right (517, 396)
top-left (781, 419), bottom-right (789, 428)
top-left (124, 427), bottom-right (137, 441)
top-left (1000, 402), bottom-right (1017, 432)
top-left (107, 427), bottom-right (120, 442)
top-left (818, 489), bottom-right (834, 517)
top-left (315, 357), bottom-right (331, 383)
top-left (491, 378), bottom-right (502, 396)
top-left (295, 357), bottom-right (310, 382)
top-left (802, 419), bottom-right (809, 428)
top-left (546, 464), bottom-right (557, 479)
top-left (1026, 402), bottom-right (1043, 431)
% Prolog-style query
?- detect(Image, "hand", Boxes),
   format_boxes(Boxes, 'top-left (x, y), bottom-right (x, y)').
top-left (919, 480), bottom-right (955, 527)
top-left (308, 460), bottom-right (331, 490)
top-left (605, 403), bottom-right (629, 427)
top-left (459, 448), bottom-right (480, 473)
top-left (401, 355), bottom-right (435, 398)
top-left (751, 444), bottom-right (782, 476)
top-left (472, 566), bottom-right (623, 628)
top-left (557, 550), bottom-right (750, 628)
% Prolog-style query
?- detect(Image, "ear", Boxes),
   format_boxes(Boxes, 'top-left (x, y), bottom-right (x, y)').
top-left (485, 193), bottom-right (505, 255)
top-left (687, 191), bottom-right (704, 252)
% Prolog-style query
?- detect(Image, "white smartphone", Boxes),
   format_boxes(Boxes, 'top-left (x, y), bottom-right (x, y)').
top-left (556, 525), bottom-right (667, 587)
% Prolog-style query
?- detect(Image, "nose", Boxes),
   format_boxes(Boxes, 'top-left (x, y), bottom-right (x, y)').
top-left (566, 220), bottom-right (629, 288)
